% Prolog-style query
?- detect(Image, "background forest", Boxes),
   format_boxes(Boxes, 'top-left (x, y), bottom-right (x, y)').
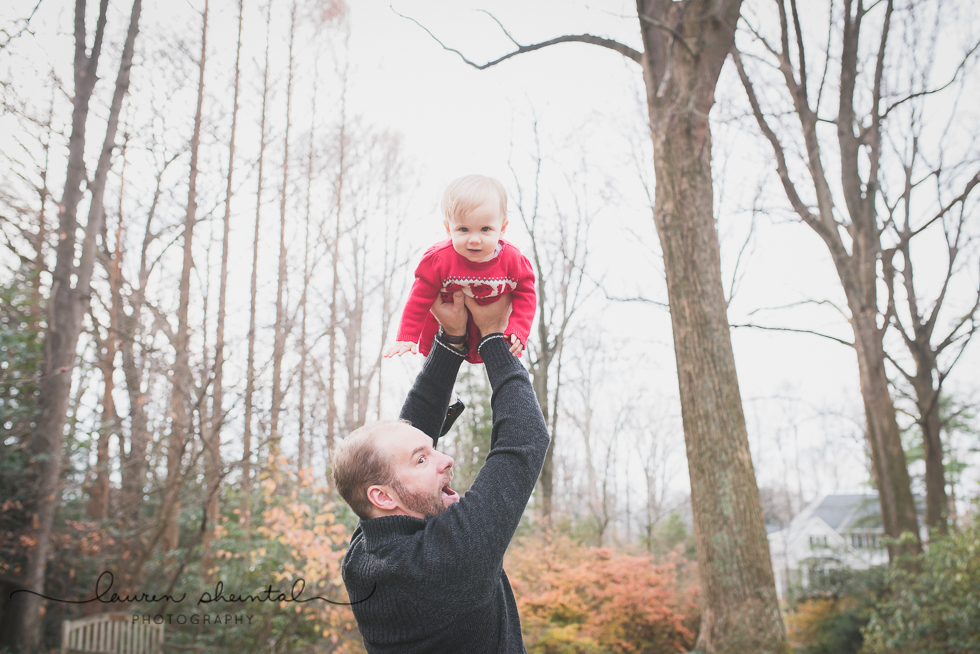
top-left (1, 0), bottom-right (979, 652)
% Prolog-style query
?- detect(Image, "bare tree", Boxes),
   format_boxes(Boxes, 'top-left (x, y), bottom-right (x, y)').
top-left (882, 136), bottom-right (979, 534)
top-left (88, 145), bottom-right (128, 522)
top-left (205, 0), bottom-right (245, 568)
top-left (271, 1), bottom-right (299, 462)
top-left (9, 0), bottom-right (142, 644)
top-left (734, 0), bottom-right (980, 545)
top-left (243, 0), bottom-right (276, 533)
top-left (162, 0), bottom-right (209, 553)
top-left (508, 121), bottom-right (593, 524)
top-left (400, 3), bottom-right (787, 648)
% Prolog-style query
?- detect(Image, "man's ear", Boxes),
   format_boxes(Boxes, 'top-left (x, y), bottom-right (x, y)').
top-left (366, 485), bottom-right (399, 513)
top-left (500, 219), bottom-right (509, 234)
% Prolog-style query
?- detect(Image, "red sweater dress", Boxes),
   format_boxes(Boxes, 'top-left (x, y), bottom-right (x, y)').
top-left (395, 239), bottom-right (536, 363)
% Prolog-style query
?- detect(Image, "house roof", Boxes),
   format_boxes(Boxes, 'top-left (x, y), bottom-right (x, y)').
top-left (810, 494), bottom-right (882, 532)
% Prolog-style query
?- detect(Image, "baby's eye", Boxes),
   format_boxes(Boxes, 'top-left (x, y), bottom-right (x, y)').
top-left (458, 227), bottom-right (468, 232)
top-left (481, 226), bottom-right (490, 232)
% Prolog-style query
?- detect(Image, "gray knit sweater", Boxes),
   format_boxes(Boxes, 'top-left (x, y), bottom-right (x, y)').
top-left (341, 334), bottom-right (549, 653)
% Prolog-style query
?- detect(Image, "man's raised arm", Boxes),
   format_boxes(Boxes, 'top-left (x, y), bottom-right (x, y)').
top-left (398, 291), bottom-right (468, 445)
top-left (426, 295), bottom-right (549, 573)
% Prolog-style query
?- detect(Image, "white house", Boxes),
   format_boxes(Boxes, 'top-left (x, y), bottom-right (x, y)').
top-left (767, 494), bottom-right (889, 601)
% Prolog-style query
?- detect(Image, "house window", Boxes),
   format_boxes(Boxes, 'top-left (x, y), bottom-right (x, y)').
top-left (809, 535), bottom-right (828, 548)
top-left (850, 533), bottom-right (880, 549)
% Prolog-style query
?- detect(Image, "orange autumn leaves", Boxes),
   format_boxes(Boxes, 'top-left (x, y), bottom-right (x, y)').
top-left (507, 534), bottom-right (700, 654)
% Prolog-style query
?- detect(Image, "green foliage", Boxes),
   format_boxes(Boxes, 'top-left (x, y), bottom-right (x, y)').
top-left (0, 268), bottom-right (42, 439)
top-left (786, 566), bottom-right (887, 654)
top-left (0, 269), bottom-right (43, 579)
top-left (862, 513), bottom-right (980, 654)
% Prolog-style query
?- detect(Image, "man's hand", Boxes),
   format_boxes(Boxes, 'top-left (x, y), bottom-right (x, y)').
top-left (465, 295), bottom-right (512, 337)
top-left (384, 341), bottom-right (418, 358)
top-left (430, 291), bottom-right (467, 337)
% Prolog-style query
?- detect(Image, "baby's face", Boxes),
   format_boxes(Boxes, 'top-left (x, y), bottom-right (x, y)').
top-left (444, 200), bottom-right (508, 263)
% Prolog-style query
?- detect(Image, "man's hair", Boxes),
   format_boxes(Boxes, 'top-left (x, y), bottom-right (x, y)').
top-left (332, 419), bottom-right (407, 520)
top-left (441, 174), bottom-right (508, 225)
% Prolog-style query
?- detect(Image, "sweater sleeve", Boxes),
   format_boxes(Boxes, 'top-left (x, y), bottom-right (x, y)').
top-left (398, 333), bottom-right (466, 447)
top-left (396, 249), bottom-right (443, 344)
top-left (421, 336), bottom-right (549, 586)
top-left (505, 252), bottom-right (536, 348)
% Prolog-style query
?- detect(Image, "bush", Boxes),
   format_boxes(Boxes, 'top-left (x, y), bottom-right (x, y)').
top-left (862, 517), bottom-right (980, 654)
top-left (786, 565), bottom-right (887, 654)
top-left (507, 533), bottom-right (699, 654)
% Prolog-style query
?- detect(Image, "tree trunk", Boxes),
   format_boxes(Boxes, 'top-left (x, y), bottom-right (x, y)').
top-left (243, 0), bottom-right (274, 532)
top-left (636, 1), bottom-right (787, 651)
top-left (327, 102), bottom-right (346, 459)
top-left (204, 0), bottom-right (243, 571)
top-left (10, 0), bottom-right (140, 646)
top-left (907, 351), bottom-right (946, 535)
top-left (89, 208), bottom-right (124, 521)
top-left (270, 1), bottom-right (297, 463)
top-left (162, 0), bottom-right (208, 553)
top-left (849, 308), bottom-right (921, 556)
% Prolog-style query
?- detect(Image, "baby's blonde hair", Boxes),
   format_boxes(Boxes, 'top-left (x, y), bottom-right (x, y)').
top-left (441, 174), bottom-right (508, 225)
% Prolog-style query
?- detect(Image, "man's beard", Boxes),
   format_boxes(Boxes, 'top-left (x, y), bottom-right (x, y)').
top-left (392, 480), bottom-right (449, 519)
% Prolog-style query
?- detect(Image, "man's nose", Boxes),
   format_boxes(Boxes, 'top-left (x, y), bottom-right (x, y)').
top-left (440, 453), bottom-right (454, 472)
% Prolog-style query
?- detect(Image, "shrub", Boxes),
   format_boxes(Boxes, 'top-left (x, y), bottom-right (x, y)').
top-left (862, 516), bottom-right (980, 654)
top-left (786, 565), bottom-right (887, 654)
top-left (507, 533), bottom-right (699, 654)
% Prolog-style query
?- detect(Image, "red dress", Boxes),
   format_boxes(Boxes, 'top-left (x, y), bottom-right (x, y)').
top-left (395, 239), bottom-right (536, 363)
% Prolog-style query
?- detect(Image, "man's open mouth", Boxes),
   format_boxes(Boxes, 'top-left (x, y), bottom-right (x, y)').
top-left (442, 485), bottom-right (458, 500)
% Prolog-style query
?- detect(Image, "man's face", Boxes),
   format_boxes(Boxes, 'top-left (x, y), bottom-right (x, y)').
top-left (444, 199), bottom-right (508, 263)
top-left (376, 423), bottom-right (459, 518)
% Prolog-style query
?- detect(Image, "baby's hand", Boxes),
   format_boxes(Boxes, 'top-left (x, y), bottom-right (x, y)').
top-left (507, 334), bottom-right (524, 356)
top-left (384, 341), bottom-right (418, 358)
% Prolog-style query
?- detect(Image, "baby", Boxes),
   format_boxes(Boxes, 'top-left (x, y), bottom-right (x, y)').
top-left (384, 174), bottom-right (536, 364)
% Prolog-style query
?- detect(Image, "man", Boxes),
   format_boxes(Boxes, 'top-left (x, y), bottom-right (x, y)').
top-left (332, 291), bottom-right (549, 653)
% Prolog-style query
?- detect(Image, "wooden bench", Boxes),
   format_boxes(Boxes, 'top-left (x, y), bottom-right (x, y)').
top-left (61, 612), bottom-right (163, 654)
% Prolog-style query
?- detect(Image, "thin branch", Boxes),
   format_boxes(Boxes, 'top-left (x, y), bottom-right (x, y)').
top-left (0, 0), bottom-right (43, 51)
top-left (392, 6), bottom-right (642, 66)
top-left (882, 349), bottom-right (915, 385)
top-left (882, 38), bottom-right (980, 119)
top-left (909, 169), bottom-right (980, 239)
top-left (749, 298), bottom-right (850, 321)
top-left (730, 323), bottom-right (854, 347)
top-left (602, 290), bottom-right (669, 309)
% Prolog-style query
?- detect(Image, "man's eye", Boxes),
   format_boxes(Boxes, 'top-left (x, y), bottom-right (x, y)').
top-left (417, 456), bottom-right (426, 464)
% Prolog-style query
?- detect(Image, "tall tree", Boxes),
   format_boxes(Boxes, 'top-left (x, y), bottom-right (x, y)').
top-left (509, 128), bottom-right (592, 524)
top-left (734, 0), bottom-right (979, 544)
top-left (403, 3), bottom-right (789, 650)
top-left (243, 0), bottom-right (275, 532)
top-left (271, 0), bottom-right (299, 462)
top-left (162, 0), bottom-right (209, 553)
top-left (9, 0), bottom-right (142, 645)
top-left (205, 0), bottom-right (245, 568)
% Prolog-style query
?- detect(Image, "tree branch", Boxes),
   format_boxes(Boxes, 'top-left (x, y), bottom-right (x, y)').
top-left (393, 6), bottom-right (643, 67)
top-left (882, 38), bottom-right (980, 119)
top-left (731, 323), bottom-right (854, 347)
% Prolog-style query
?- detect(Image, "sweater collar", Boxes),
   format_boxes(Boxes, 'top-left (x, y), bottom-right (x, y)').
top-left (358, 514), bottom-right (426, 552)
